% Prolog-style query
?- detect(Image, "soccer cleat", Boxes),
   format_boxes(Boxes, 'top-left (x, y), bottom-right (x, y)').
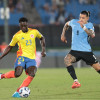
top-left (71, 81), bottom-right (81, 89)
top-left (0, 73), bottom-right (2, 79)
top-left (12, 92), bottom-right (21, 98)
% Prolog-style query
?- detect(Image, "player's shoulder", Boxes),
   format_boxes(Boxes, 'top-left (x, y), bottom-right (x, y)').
top-left (86, 22), bottom-right (94, 28)
top-left (29, 28), bottom-right (38, 32)
top-left (68, 19), bottom-right (78, 26)
top-left (29, 28), bottom-right (40, 35)
top-left (69, 19), bottom-right (78, 25)
top-left (87, 22), bottom-right (93, 26)
top-left (13, 30), bottom-right (21, 37)
top-left (70, 19), bottom-right (78, 22)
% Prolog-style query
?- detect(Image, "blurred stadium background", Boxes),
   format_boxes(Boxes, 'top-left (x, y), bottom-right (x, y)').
top-left (0, 0), bottom-right (100, 68)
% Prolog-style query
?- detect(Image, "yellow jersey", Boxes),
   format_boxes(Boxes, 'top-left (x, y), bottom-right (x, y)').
top-left (9, 28), bottom-right (42, 59)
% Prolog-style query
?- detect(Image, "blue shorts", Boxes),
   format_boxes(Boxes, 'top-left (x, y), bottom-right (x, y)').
top-left (14, 56), bottom-right (37, 69)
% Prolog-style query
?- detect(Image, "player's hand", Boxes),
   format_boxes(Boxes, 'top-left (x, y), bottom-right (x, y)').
top-left (77, 21), bottom-right (84, 28)
top-left (41, 51), bottom-right (46, 57)
top-left (61, 35), bottom-right (67, 43)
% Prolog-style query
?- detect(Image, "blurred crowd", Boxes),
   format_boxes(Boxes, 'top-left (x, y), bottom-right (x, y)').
top-left (0, 0), bottom-right (23, 13)
top-left (79, 0), bottom-right (97, 4)
top-left (33, 0), bottom-right (100, 24)
top-left (0, 42), bottom-right (8, 54)
top-left (0, 0), bottom-right (100, 25)
top-left (33, 0), bottom-right (75, 24)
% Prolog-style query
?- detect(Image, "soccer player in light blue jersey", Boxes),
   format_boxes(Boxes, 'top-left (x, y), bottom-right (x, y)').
top-left (61, 11), bottom-right (100, 89)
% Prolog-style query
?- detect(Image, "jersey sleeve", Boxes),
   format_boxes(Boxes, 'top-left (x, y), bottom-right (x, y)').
top-left (68, 19), bottom-right (75, 27)
top-left (9, 34), bottom-right (18, 46)
top-left (36, 30), bottom-right (43, 39)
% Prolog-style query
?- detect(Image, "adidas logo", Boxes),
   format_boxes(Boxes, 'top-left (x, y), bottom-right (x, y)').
top-left (21, 37), bottom-right (24, 40)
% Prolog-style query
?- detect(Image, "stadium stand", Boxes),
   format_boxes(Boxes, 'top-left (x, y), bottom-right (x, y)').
top-left (0, 0), bottom-right (100, 25)
top-left (0, 0), bottom-right (24, 25)
top-left (33, 0), bottom-right (100, 24)
top-left (0, 0), bottom-right (41, 25)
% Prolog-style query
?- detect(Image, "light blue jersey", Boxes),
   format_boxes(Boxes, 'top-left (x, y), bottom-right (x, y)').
top-left (69, 19), bottom-right (94, 52)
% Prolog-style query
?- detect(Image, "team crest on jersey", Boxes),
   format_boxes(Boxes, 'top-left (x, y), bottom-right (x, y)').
top-left (18, 62), bottom-right (21, 65)
top-left (30, 34), bottom-right (34, 38)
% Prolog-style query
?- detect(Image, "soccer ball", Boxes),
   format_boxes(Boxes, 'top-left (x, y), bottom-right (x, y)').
top-left (19, 87), bottom-right (30, 98)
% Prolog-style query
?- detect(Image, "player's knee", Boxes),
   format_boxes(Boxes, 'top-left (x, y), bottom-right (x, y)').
top-left (14, 73), bottom-right (21, 78)
top-left (28, 73), bottom-right (35, 77)
top-left (15, 66), bottom-right (23, 78)
top-left (27, 66), bottom-right (37, 77)
top-left (64, 57), bottom-right (71, 66)
top-left (27, 69), bottom-right (36, 77)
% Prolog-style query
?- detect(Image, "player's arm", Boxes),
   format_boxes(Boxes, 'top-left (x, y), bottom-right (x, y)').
top-left (0, 34), bottom-right (18, 59)
top-left (36, 30), bottom-right (46, 57)
top-left (0, 46), bottom-right (13, 59)
top-left (40, 36), bottom-right (46, 57)
top-left (61, 21), bottom-right (70, 43)
top-left (78, 21), bottom-right (95, 38)
top-left (82, 26), bottom-right (95, 38)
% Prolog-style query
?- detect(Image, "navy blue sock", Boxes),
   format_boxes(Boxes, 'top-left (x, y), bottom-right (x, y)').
top-left (66, 65), bottom-right (77, 80)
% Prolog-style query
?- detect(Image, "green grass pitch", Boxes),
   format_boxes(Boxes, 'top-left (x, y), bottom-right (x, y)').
top-left (0, 68), bottom-right (100, 100)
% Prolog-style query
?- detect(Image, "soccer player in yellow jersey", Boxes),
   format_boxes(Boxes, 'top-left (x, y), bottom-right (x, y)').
top-left (0, 17), bottom-right (46, 97)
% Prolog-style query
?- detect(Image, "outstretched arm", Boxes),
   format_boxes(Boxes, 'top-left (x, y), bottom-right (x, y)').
top-left (40, 36), bottom-right (46, 57)
top-left (0, 45), bottom-right (13, 59)
top-left (61, 21), bottom-right (70, 43)
top-left (78, 21), bottom-right (95, 38)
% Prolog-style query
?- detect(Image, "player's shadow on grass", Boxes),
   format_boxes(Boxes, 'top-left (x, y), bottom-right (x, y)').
top-left (53, 90), bottom-right (100, 95)
top-left (31, 90), bottom-right (100, 99)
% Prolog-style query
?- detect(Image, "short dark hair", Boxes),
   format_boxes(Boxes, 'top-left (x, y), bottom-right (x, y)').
top-left (19, 17), bottom-right (28, 23)
top-left (80, 11), bottom-right (90, 17)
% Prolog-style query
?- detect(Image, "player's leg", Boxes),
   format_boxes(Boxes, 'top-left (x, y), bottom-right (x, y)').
top-left (15, 66), bottom-right (23, 77)
top-left (12, 66), bottom-right (32, 98)
top-left (0, 66), bottom-right (23, 79)
top-left (92, 63), bottom-right (100, 73)
top-left (19, 66), bottom-right (36, 89)
top-left (82, 52), bottom-right (100, 73)
top-left (12, 57), bottom-right (25, 97)
top-left (14, 56), bottom-right (25, 77)
top-left (16, 58), bottom-right (37, 92)
top-left (0, 71), bottom-right (15, 79)
top-left (64, 54), bottom-right (77, 80)
top-left (12, 66), bottom-right (24, 98)
top-left (0, 56), bottom-right (25, 79)
top-left (64, 51), bottom-right (81, 88)
top-left (16, 66), bottom-right (36, 92)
